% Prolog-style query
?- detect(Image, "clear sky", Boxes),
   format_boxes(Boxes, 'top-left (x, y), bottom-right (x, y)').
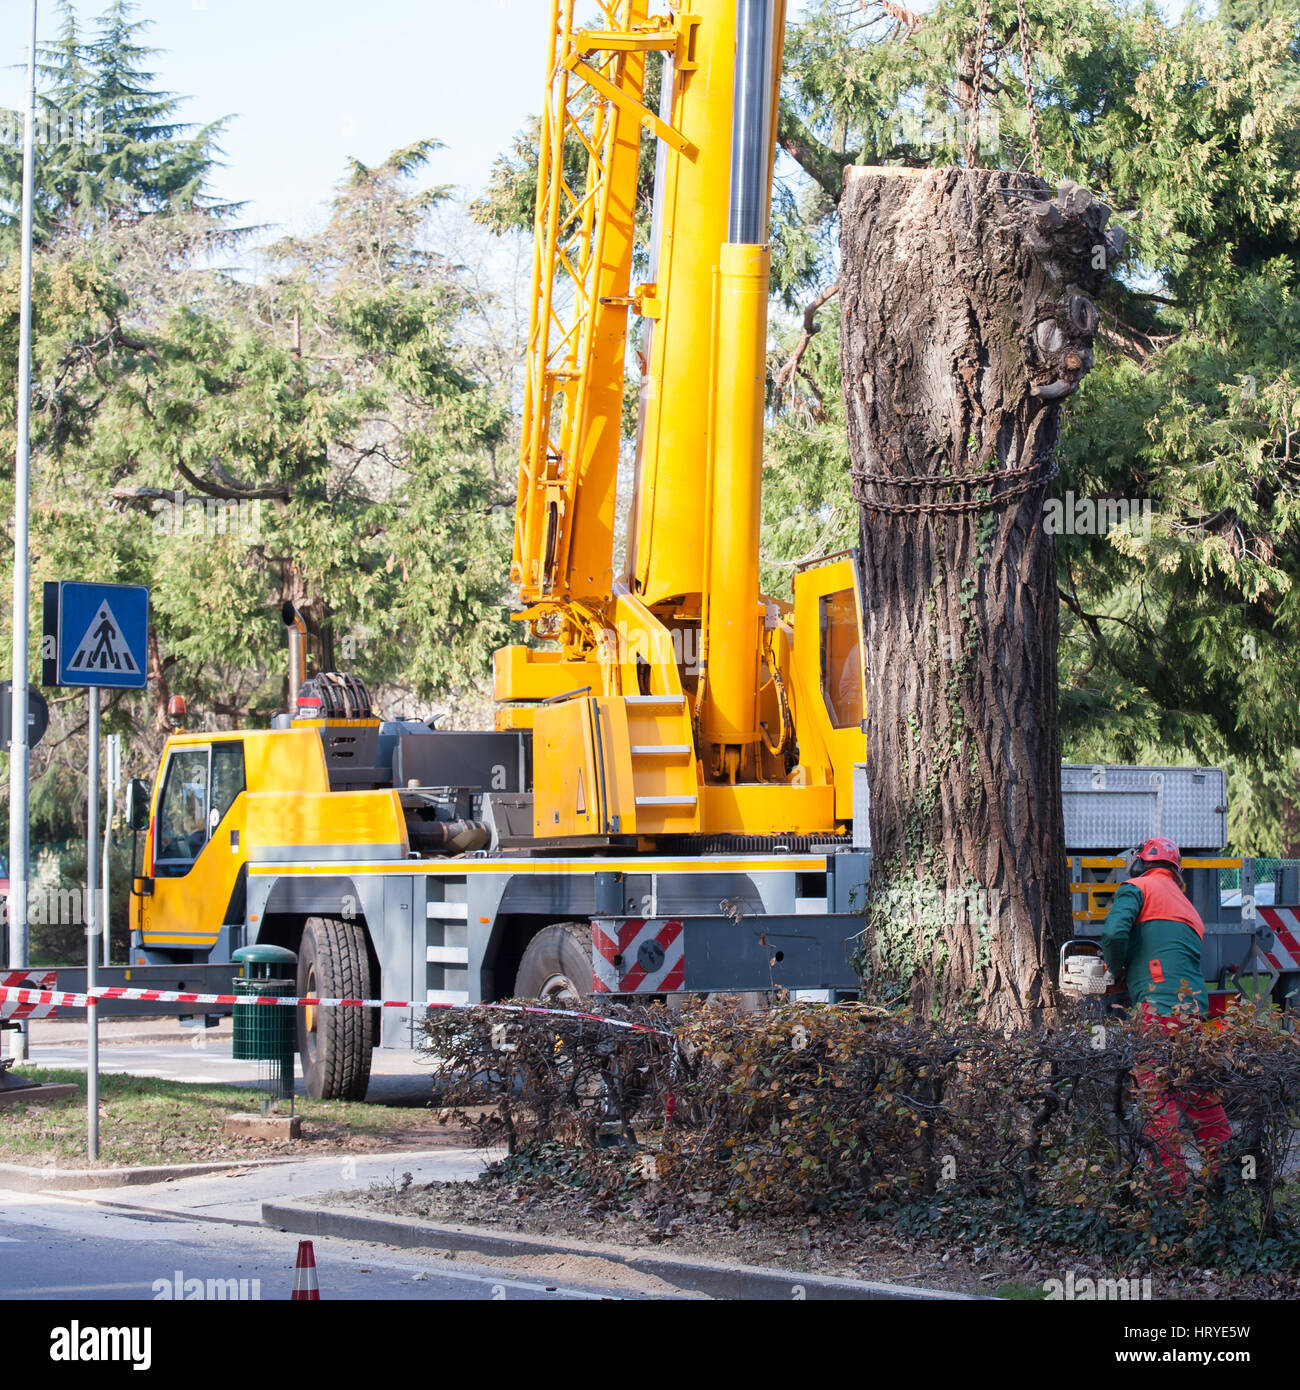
top-left (2, 0), bottom-right (558, 238)
top-left (2, 1), bottom-right (828, 243)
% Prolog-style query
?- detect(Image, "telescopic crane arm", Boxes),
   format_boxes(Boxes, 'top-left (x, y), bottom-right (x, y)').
top-left (498, 0), bottom-right (865, 842)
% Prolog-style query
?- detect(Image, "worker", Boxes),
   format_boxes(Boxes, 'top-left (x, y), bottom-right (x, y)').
top-left (1100, 836), bottom-right (1231, 1194)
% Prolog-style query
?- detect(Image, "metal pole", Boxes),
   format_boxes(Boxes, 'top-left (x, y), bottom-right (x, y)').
top-left (727, 0), bottom-right (776, 245)
top-left (101, 734), bottom-right (119, 968)
top-left (87, 687), bottom-right (100, 1161)
top-left (283, 603), bottom-right (306, 716)
top-left (7, 0), bottom-right (39, 1063)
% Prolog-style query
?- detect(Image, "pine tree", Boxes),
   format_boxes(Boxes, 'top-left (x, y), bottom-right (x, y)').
top-left (89, 141), bottom-right (512, 724)
top-left (1, 138), bottom-right (514, 842)
top-left (0, 0), bottom-right (230, 245)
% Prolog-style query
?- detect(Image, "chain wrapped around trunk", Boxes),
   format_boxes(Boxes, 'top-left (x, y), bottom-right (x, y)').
top-left (850, 442), bottom-right (1059, 514)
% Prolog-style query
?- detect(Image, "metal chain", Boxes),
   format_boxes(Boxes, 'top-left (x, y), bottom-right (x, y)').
top-left (965, 0), bottom-right (991, 168)
top-left (851, 456), bottom-right (1059, 514)
top-left (852, 448), bottom-right (1049, 490)
top-left (851, 428), bottom-right (1060, 515)
top-left (1015, 0), bottom-right (1044, 179)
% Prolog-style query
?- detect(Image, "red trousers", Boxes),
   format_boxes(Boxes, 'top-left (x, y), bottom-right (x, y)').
top-left (1132, 1003), bottom-right (1231, 1194)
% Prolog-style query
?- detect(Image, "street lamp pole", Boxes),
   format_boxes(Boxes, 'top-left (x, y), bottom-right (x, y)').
top-left (7, 0), bottom-right (39, 1062)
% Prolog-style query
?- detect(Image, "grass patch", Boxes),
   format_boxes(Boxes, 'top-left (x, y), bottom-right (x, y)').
top-left (0, 1068), bottom-right (460, 1169)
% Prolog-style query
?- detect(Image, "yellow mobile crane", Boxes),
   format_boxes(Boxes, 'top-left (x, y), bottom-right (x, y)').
top-left (124, 0), bottom-right (872, 1099)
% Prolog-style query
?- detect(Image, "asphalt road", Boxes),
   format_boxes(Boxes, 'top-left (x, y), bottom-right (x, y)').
top-left (1, 1024), bottom-right (679, 1303)
top-left (0, 1114), bottom-right (669, 1303)
top-left (0, 1193), bottom-right (626, 1301)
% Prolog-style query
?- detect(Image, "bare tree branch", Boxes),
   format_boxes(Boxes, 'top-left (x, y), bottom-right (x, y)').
top-left (774, 280), bottom-right (841, 395)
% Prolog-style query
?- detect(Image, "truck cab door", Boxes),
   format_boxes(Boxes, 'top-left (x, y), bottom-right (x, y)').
top-left (792, 555), bottom-right (867, 821)
top-left (143, 740), bottom-right (247, 953)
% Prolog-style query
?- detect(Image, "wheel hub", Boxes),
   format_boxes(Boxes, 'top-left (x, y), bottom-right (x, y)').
top-left (303, 965), bottom-right (318, 1058)
top-left (538, 972), bottom-right (581, 1008)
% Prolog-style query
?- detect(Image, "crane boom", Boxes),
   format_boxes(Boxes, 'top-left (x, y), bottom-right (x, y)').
top-left (512, 0), bottom-right (671, 606)
top-left (499, 0), bottom-right (864, 842)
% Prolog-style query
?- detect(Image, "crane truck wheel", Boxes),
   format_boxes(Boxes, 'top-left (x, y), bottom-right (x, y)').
top-left (513, 922), bottom-right (593, 1005)
top-left (296, 916), bottom-right (374, 1101)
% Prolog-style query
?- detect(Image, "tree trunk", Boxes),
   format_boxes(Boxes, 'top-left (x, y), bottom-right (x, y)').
top-left (839, 166), bottom-right (1112, 1029)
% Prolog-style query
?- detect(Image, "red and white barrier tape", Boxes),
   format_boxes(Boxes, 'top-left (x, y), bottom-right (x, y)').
top-left (0, 970), bottom-right (59, 1020)
top-left (0, 985), bottom-right (670, 1038)
top-left (0, 984), bottom-right (680, 1124)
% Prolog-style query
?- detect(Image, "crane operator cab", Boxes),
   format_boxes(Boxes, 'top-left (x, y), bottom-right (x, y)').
top-left (789, 550), bottom-right (866, 825)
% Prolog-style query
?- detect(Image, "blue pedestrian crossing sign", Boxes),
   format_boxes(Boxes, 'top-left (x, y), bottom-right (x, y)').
top-left (46, 582), bottom-right (150, 690)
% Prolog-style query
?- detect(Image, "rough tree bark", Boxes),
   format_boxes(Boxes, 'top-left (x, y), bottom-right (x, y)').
top-left (839, 166), bottom-right (1114, 1029)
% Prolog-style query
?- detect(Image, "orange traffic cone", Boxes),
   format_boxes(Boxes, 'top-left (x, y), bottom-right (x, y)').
top-left (291, 1240), bottom-right (320, 1300)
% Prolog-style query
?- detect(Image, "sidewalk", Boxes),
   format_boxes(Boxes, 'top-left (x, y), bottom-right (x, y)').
top-left (11, 1015), bottom-right (434, 1100)
top-left (262, 1198), bottom-right (980, 1300)
top-left (0, 1146), bottom-right (498, 1222)
top-left (0, 1144), bottom-right (981, 1299)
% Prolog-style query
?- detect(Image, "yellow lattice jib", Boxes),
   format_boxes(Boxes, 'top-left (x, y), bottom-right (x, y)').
top-left (514, 1), bottom-right (685, 610)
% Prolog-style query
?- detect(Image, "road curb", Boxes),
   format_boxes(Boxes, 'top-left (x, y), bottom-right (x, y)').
top-left (0, 1155), bottom-right (301, 1192)
top-left (262, 1200), bottom-right (983, 1300)
top-left (0, 1147), bottom-right (493, 1194)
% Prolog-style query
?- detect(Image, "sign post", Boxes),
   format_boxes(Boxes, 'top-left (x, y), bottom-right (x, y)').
top-left (43, 581), bottom-right (149, 1161)
top-left (86, 687), bottom-right (100, 1158)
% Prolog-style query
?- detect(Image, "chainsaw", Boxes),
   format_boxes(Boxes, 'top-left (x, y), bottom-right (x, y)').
top-left (1058, 939), bottom-right (1116, 996)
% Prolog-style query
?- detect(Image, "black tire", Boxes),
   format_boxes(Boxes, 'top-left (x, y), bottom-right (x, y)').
top-left (513, 922), bottom-right (593, 1004)
top-left (515, 923), bottom-right (618, 1127)
top-left (296, 916), bottom-right (374, 1100)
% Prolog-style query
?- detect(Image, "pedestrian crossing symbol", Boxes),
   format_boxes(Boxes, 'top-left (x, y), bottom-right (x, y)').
top-left (48, 581), bottom-right (149, 690)
top-left (67, 600), bottom-right (141, 677)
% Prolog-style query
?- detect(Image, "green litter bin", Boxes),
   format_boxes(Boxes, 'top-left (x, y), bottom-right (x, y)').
top-left (232, 944), bottom-right (298, 1101)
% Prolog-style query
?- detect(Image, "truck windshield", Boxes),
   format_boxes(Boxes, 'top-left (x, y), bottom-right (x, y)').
top-left (156, 748), bottom-right (210, 864)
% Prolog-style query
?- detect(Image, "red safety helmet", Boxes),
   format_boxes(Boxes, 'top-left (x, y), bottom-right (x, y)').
top-left (1133, 836), bottom-right (1182, 871)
